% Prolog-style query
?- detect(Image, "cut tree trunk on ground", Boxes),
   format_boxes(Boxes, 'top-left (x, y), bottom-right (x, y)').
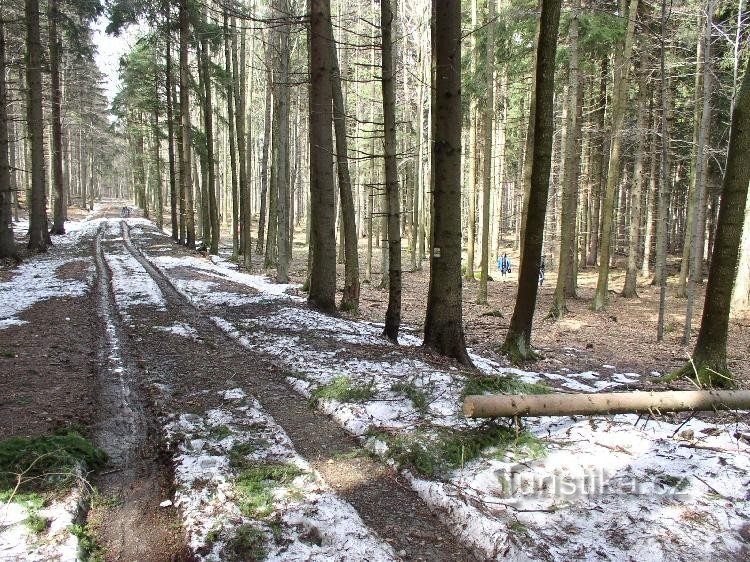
top-left (464, 390), bottom-right (750, 418)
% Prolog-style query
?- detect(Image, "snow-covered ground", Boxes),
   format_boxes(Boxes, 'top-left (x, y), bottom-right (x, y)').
top-left (4, 214), bottom-right (748, 561)
top-left (131, 221), bottom-right (750, 562)
top-left (164, 388), bottom-right (399, 561)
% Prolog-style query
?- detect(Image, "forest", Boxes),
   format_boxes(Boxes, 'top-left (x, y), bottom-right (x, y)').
top-left (1, 0), bottom-right (749, 560)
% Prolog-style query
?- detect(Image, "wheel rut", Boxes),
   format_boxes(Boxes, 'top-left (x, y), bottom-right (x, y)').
top-left (90, 221), bottom-right (190, 561)
top-left (119, 221), bottom-right (479, 562)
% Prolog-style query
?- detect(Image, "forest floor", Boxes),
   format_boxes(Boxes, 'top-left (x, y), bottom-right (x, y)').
top-left (1, 201), bottom-right (749, 561)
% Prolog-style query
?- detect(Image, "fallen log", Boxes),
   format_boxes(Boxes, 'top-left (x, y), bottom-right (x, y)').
top-left (463, 390), bottom-right (750, 418)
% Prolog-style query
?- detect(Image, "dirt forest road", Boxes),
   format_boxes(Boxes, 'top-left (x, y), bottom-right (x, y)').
top-left (1, 203), bottom-right (478, 561)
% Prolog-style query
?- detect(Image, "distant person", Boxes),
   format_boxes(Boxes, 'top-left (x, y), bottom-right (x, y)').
top-left (498, 253), bottom-right (511, 277)
top-left (538, 256), bottom-right (546, 286)
top-left (121, 206), bottom-right (130, 218)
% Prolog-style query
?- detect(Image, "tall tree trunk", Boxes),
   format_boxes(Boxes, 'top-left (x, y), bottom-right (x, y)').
top-left (675, 55), bottom-right (750, 387)
top-left (256, 43), bottom-right (272, 255)
top-left (423, 0), bottom-right (473, 366)
top-left (25, 0), bottom-right (50, 251)
top-left (465, 0), bottom-right (479, 281)
top-left (308, 0), bottom-right (336, 312)
top-left (684, 0), bottom-right (715, 344)
top-left (49, 0), bottom-right (65, 235)
top-left (655, 0), bottom-right (672, 340)
top-left (179, 0), bottom-right (195, 249)
top-left (328, 16), bottom-right (360, 311)
top-left (224, 13), bottom-right (239, 258)
top-left (165, 14), bottom-right (179, 241)
top-left (274, 0), bottom-right (291, 283)
top-left (550, 0), bottom-right (580, 316)
top-left (501, 0), bottom-right (562, 362)
top-left (477, 0), bottom-right (496, 305)
top-left (592, 0), bottom-right (638, 310)
top-left (0, 19), bottom-right (16, 260)
top-left (382, 0), bottom-right (401, 340)
top-left (586, 58), bottom-right (607, 266)
top-left (677, 16), bottom-right (705, 298)
top-left (199, 30), bottom-right (219, 255)
top-left (622, 46), bottom-right (650, 297)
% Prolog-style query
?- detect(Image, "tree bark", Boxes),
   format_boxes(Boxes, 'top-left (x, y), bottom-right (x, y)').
top-left (0, 18), bottom-right (16, 260)
top-left (423, 0), bottom-right (472, 366)
top-left (592, 0), bottom-right (639, 311)
top-left (165, 13), bottom-right (179, 241)
top-left (622, 46), bottom-right (650, 297)
top-left (274, 0), bottom-right (291, 283)
top-left (465, 390), bottom-right (750, 418)
top-left (25, 0), bottom-right (51, 251)
top-left (179, 0), bottom-right (195, 249)
top-left (256, 42), bottom-right (272, 255)
top-left (500, 0), bottom-right (562, 363)
top-left (477, 0), bottom-right (496, 306)
top-left (308, 0), bottom-right (337, 312)
top-left (224, 13), bottom-right (239, 258)
top-left (381, 0), bottom-right (401, 340)
top-left (683, 0), bottom-right (714, 344)
top-left (49, 0), bottom-right (65, 235)
top-left (328, 16), bottom-right (359, 311)
top-left (673, 55), bottom-right (750, 387)
top-left (550, 0), bottom-right (580, 316)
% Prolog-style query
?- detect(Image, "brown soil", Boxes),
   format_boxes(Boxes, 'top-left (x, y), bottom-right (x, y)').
top-left (3, 203), bottom-right (748, 562)
top-left (282, 244), bottom-right (750, 389)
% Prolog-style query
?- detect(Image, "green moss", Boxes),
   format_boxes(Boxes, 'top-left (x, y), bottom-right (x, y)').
top-left (390, 381), bottom-right (428, 411)
top-left (0, 430), bottom-right (107, 493)
top-left (310, 376), bottom-right (376, 404)
top-left (226, 524), bottom-right (267, 561)
top-left (24, 512), bottom-right (49, 534)
top-left (235, 462), bottom-right (304, 518)
top-left (69, 523), bottom-right (105, 562)
top-left (463, 375), bottom-right (550, 397)
top-left (229, 440), bottom-right (271, 469)
top-left (208, 425), bottom-right (232, 440)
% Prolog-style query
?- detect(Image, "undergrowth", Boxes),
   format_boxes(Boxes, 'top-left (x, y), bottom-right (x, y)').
top-left (0, 429), bottom-right (107, 494)
top-left (371, 423), bottom-right (544, 478)
top-left (226, 523), bottom-right (267, 561)
top-left (463, 375), bottom-right (550, 397)
top-left (234, 461), bottom-right (304, 518)
top-left (310, 376), bottom-right (376, 404)
top-left (70, 523), bottom-right (105, 562)
top-left (390, 381), bottom-right (428, 411)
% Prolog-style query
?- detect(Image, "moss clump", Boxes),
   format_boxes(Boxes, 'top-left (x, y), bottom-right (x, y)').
top-left (0, 430), bottom-right (107, 493)
top-left (24, 512), bottom-right (49, 534)
top-left (374, 423), bottom-right (526, 478)
top-left (310, 376), bottom-right (376, 404)
top-left (489, 431), bottom-right (547, 461)
top-left (235, 462), bottom-right (304, 518)
top-left (463, 375), bottom-right (550, 397)
top-left (390, 381), bottom-right (428, 411)
top-left (663, 360), bottom-right (736, 389)
top-left (228, 440), bottom-right (271, 469)
top-left (69, 523), bottom-right (105, 562)
top-left (226, 524), bottom-right (267, 561)
top-left (208, 425), bottom-right (232, 440)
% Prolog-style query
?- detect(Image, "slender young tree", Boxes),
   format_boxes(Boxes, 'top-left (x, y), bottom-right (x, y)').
top-left (308, 0), bottom-right (337, 312)
top-left (423, 0), bottom-right (472, 366)
top-left (477, 0), bottom-right (495, 306)
top-left (274, 0), bottom-right (291, 283)
top-left (328, 16), bottom-right (359, 311)
top-left (500, 0), bottom-right (562, 362)
top-left (550, 0), bottom-right (580, 316)
top-left (592, 0), bottom-right (639, 311)
top-left (179, 0), bottom-right (195, 249)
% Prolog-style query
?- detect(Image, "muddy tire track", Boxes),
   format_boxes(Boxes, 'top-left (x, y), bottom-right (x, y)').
top-left (90, 221), bottom-right (190, 561)
top-left (120, 221), bottom-right (479, 561)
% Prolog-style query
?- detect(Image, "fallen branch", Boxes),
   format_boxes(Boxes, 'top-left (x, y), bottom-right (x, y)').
top-left (463, 390), bottom-right (750, 418)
